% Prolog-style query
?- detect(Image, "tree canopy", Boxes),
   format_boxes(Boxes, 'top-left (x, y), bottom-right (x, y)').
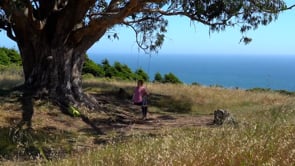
top-left (1, 0), bottom-right (293, 54)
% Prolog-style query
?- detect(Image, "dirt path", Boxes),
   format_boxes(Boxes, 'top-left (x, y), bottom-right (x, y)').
top-left (96, 112), bottom-right (213, 134)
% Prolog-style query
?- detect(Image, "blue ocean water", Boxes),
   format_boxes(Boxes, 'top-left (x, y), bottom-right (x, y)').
top-left (89, 53), bottom-right (295, 91)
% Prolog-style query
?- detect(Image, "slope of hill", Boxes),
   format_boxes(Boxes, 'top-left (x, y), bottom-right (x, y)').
top-left (1, 77), bottom-right (295, 165)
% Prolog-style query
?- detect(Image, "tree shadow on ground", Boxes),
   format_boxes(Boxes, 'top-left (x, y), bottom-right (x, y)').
top-left (84, 81), bottom-right (194, 114)
top-left (0, 81), bottom-right (212, 162)
top-left (0, 86), bottom-right (34, 129)
top-left (0, 126), bottom-right (78, 161)
top-left (148, 93), bottom-right (193, 113)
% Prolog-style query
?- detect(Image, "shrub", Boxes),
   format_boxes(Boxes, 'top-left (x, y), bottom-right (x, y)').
top-left (135, 68), bottom-right (149, 81)
top-left (154, 72), bottom-right (163, 83)
top-left (191, 82), bottom-right (201, 86)
top-left (113, 62), bottom-right (135, 80)
top-left (0, 49), bottom-right (11, 65)
top-left (163, 72), bottom-right (182, 84)
top-left (0, 47), bottom-right (22, 66)
top-left (82, 55), bottom-right (104, 77)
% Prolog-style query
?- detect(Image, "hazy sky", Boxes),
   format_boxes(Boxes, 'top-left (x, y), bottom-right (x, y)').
top-left (1, 1), bottom-right (295, 56)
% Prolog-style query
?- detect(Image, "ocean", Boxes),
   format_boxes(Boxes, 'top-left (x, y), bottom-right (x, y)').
top-left (89, 53), bottom-right (295, 92)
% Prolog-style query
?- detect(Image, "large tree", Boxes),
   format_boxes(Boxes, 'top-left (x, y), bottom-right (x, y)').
top-left (0, 0), bottom-right (293, 110)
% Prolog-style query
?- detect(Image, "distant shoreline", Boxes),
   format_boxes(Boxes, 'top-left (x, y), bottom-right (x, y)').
top-left (88, 53), bottom-right (295, 92)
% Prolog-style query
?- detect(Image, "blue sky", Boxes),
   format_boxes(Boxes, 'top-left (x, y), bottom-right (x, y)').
top-left (1, 1), bottom-right (295, 56)
top-left (88, 1), bottom-right (295, 56)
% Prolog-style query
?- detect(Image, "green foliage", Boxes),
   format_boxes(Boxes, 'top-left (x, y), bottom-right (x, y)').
top-left (0, 0), bottom-right (289, 54)
top-left (154, 72), bottom-right (163, 83)
top-left (153, 72), bottom-right (182, 84)
top-left (0, 49), bottom-right (10, 65)
top-left (191, 82), bottom-right (201, 86)
top-left (86, 57), bottom-right (182, 83)
top-left (135, 68), bottom-right (149, 82)
top-left (0, 46), bottom-right (182, 84)
top-left (83, 57), bottom-right (150, 82)
top-left (0, 47), bottom-right (21, 66)
top-left (247, 88), bottom-right (272, 92)
top-left (247, 88), bottom-right (295, 96)
top-left (82, 55), bottom-right (104, 77)
top-left (113, 62), bottom-right (136, 80)
top-left (275, 90), bottom-right (295, 96)
top-left (101, 59), bottom-right (116, 78)
top-left (68, 106), bottom-right (81, 117)
top-left (163, 72), bottom-right (182, 84)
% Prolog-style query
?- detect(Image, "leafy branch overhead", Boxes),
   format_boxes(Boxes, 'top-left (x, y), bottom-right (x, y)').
top-left (1, 0), bottom-right (293, 52)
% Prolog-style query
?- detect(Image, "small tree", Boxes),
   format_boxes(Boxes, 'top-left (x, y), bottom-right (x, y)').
top-left (113, 61), bottom-right (134, 80)
top-left (154, 72), bottom-right (163, 83)
top-left (164, 72), bottom-right (182, 84)
top-left (82, 55), bottom-right (104, 77)
top-left (135, 68), bottom-right (149, 82)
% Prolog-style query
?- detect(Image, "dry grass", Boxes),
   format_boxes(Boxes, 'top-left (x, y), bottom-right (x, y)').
top-left (0, 65), bottom-right (24, 89)
top-left (50, 126), bottom-right (295, 166)
top-left (1, 77), bottom-right (295, 165)
top-left (55, 79), bottom-right (295, 166)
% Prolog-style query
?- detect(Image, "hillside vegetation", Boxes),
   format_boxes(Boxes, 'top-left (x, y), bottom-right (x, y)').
top-left (0, 47), bottom-right (181, 84)
top-left (1, 66), bottom-right (295, 165)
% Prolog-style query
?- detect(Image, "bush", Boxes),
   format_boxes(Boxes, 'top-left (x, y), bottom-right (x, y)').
top-left (113, 62), bottom-right (136, 80)
top-left (135, 68), bottom-right (149, 82)
top-left (154, 72), bottom-right (163, 83)
top-left (82, 55), bottom-right (104, 77)
top-left (163, 72), bottom-right (182, 84)
top-left (0, 47), bottom-right (22, 66)
top-left (0, 49), bottom-right (11, 65)
top-left (191, 82), bottom-right (201, 86)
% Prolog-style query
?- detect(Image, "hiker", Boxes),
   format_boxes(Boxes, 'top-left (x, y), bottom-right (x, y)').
top-left (132, 80), bottom-right (148, 120)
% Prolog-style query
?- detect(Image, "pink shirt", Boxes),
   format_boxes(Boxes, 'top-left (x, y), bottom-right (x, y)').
top-left (133, 86), bottom-right (147, 103)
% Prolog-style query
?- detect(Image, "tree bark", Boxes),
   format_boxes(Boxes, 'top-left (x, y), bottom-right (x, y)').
top-left (18, 41), bottom-right (94, 109)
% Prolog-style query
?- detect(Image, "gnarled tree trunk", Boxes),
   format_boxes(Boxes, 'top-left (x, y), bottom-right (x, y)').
top-left (18, 40), bottom-right (94, 109)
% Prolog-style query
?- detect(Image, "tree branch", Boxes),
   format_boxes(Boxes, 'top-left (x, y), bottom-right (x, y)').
top-left (141, 8), bottom-right (230, 26)
top-left (285, 4), bottom-right (295, 10)
top-left (5, 24), bottom-right (16, 41)
top-left (69, 0), bottom-right (144, 50)
top-left (53, 0), bottom-right (96, 44)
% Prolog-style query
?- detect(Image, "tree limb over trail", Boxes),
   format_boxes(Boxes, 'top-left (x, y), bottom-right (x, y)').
top-left (0, 0), bottom-right (294, 125)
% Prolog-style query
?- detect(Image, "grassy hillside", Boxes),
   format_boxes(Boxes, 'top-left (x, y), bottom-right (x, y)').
top-left (1, 70), bottom-right (295, 165)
